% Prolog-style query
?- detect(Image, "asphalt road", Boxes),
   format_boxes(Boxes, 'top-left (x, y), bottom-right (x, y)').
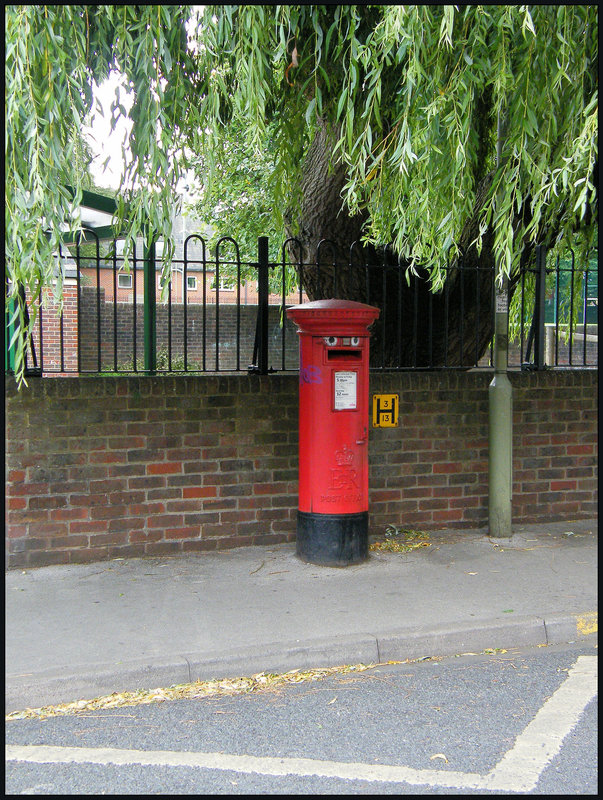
top-left (5, 642), bottom-right (598, 795)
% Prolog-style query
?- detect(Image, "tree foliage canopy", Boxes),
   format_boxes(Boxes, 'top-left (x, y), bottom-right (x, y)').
top-left (188, 118), bottom-right (283, 261)
top-left (5, 4), bottom-right (598, 383)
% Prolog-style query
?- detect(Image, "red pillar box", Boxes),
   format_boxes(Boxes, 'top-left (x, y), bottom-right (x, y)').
top-left (286, 299), bottom-right (380, 566)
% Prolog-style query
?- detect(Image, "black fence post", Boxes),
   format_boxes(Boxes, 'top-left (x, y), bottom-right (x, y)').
top-left (143, 229), bottom-right (157, 374)
top-left (249, 236), bottom-right (270, 374)
top-left (258, 236), bottom-right (270, 375)
top-left (534, 244), bottom-right (547, 369)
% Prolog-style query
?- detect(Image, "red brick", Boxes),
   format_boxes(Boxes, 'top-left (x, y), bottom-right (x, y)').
top-left (7, 470), bottom-right (26, 483)
top-left (432, 463), bottom-right (464, 474)
top-left (129, 503), bottom-right (166, 515)
top-left (147, 514), bottom-right (184, 529)
top-left (90, 504), bottom-right (128, 520)
top-left (145, 541), bottom-right (182, 555)
top-left (164, 526), bottom-right (199, 539)
top-left (128, 476), bottom-right (166, 489)
top-left (87, 531), bottom-right (129, 546)
top-left (550, 480), bottom-right (577, 491)
top-left (51, 508), bottom-right (89, 521)
top-left (419, 498), bottom-right (449, 510)
top-left (28, 495), bottom-right (68, 510)
top-left (372, 490), bottom-right (401, 502)
top-left (70, 494), bottom-right (108, 507)
top-left (165, 500), bottom-right (207, 513)
top-left (182, 486), bottom-right (218, 499)
top-left (48, 535), bottom-right (89, 549)
top-left (567, 444), bottom-right (594, 455)
top-left (182, 539), bottom-right (218, 552)
top-left (550, 501), bottom-right (581, 514)
top-left (89, 479), bottom-right (125, 493)
top-left (450, 496), bottom-right (479, 508)
top-left (147, 462), bottom-right (182, 475)
top-left (25, 551), bottom-right (71, 567)
top-left (253, 483), bottom-right (287, 495)
top-left (438, 486), bottom-right (464, 498)
top-left (69, 520), bottom-right (109, 534)
top-left (7, 498), bottom-right (27, 510)
top-left (129, 530), bottom-right (163, 543)
top-left (6, 525), bottom-right (28, 538)
top-left (90, 452), bottom-right (127, 464)
top-left (432, 509), bottom-right (463, 522)
top-left (107, 517), bottom-right (145, 532)
top-left (8, 483), bottom-right (50, 497)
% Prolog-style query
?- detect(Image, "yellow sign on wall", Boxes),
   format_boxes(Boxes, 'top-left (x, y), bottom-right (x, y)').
top-left (372, 394), bottom-right (399, 427)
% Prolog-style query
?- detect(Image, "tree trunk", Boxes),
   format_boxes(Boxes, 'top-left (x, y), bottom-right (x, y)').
top-left (285, 121), bottom-right (513, 368)
top-left (284, 120), bottom-right (370, 300)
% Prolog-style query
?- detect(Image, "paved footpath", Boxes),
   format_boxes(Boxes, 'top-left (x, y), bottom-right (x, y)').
top-left (5, 519), bottom-right (597, 713)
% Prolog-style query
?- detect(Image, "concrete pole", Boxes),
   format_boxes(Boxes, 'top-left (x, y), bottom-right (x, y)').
top-left (488, 282), bottom-right (513, 537)
top-left (488, 109), bottom-right (513, 538)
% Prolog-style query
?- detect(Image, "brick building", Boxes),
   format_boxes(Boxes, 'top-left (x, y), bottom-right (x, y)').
top-left (71, 207), bottom-right (304, 307)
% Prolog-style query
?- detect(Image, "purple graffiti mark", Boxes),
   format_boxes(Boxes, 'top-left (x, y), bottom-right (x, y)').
top-left (299, 352), bottom-right (322, 385)
top-left (300, 365), bottom-right (322, 385)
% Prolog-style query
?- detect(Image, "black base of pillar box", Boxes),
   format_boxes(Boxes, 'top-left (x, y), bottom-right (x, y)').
top-left (296, 511), bottom-right (369, 566)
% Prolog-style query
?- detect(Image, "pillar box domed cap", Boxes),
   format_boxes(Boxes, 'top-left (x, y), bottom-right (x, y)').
top-left (286, 299), bottom-right (380, 336)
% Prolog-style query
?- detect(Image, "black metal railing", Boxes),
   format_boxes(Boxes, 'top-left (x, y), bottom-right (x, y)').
top-left (512, 245), bottom-right (598, 370)
top-left (5, 235), bottom-right (598, 376)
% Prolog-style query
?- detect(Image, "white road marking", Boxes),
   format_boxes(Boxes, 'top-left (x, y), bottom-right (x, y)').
top-left (6, 656), bottom-right (597, 792)
top-left (3, 745), bottom-right (488, 790)
top-left (484, 655), bottom-right (598, 792)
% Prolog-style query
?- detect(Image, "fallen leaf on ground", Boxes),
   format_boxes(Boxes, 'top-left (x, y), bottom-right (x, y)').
top-left (370, 529), bottom-right (430, 552)
top-left (5, 663), bottom-right (377, 720)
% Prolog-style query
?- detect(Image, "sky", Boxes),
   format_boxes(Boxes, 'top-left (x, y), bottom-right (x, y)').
top-left (82, 73), bottom-right (133, 191)
top-left (83, 73), bottom-right (200, 207)
top-left (82, 8), bottom-right (204, 200)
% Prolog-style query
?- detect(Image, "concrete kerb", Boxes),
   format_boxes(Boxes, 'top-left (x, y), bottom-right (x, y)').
top-left (544, 611), bottom-right (599, 646)
top-left (6, 656), bottom-right (192, 716)
top-left (5, 612), bottom-right (596, 715)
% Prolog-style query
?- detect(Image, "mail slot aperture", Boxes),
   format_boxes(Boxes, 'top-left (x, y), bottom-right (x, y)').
top-left (327, 349), bottom-right (362, 361)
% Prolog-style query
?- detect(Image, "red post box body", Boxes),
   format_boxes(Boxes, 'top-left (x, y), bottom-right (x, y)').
top-left (286, 299), bottom-right (380, 566)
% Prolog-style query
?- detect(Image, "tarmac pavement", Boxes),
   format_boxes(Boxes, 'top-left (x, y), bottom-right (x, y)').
top-left (5, 519), bottom-right (598, 714)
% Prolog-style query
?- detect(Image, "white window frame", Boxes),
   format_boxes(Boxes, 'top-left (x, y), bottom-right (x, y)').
top-left (211, 274), bottom-right (235, 291)
top-left (117, 272), bottom-right (133, 289)
top-left (186, 275), bottom-right (198, 291)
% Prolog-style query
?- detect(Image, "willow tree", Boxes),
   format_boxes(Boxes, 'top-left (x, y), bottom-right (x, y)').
top-left (6, 5), bottom-right (598, 383)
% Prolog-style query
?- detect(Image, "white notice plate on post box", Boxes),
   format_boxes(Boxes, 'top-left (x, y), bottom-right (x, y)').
top-left (334, 371), bottom-right (357, 410)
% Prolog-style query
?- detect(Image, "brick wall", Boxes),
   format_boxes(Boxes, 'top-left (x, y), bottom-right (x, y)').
top-left (5, 371), bottom-right (597, 568)
top-left (511, 371), bottom-right (598, 520)
top-left (25, 285), bottom-right (79, 373)
top-left (368, 371), bottom-right (598, 530)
